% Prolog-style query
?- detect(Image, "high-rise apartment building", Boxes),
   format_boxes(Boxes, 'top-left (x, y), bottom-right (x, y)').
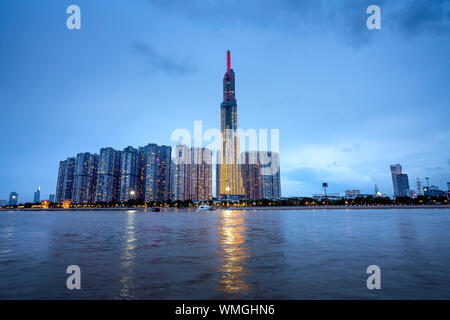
top-left (155, 145), bottom-right (172, 202)
top-left (170, 144), bottom-right (212, 202)
top-left (261, 152), bottom-right (281, 200)
top-left (240, 151), bottom-right (281, 200)
top-left (217, 51), bottom-right (245, 200)
top-left (96, 148), bottom-right (122, 203)
top-left (120, 146), bottom-right (139, 202)
top-left (186, 147), bottom-right (212, 202)
top-left (55, 157), bottom-right (76, 203)
top-left (171, 144), bottom-right (189, 201)
top-left (241, 151), bottom-right (263, 200)
top-left (73, 153), bottom-right (99, 204)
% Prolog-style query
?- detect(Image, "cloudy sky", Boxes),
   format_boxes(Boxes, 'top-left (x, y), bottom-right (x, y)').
top-left (0, 0), bottom-right (449, 202)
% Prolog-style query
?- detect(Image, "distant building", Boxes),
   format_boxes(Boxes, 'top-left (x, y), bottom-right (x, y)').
top-left (345, 190), bottom-right (361, 198)
top-left (55, 157), bottom-right (76, 203)
top-left (96, 148), bottom-right (122, 203)
top-left (424, 185), bottom-right (447, 198)
top-left (0, 200), bottom-right (7, 206)
top-left (72, 153), bottom-right (99, 204)
top-left (313, 193), bottom-right (341, 200)
top-left (9, 192), bottom-right (19, 205)
top-left (49, 194), bottom-right (55, 203)
top-left (33, 186), bottom-right (41, 203)
top-left (390, 164), bottom-right (410, 197)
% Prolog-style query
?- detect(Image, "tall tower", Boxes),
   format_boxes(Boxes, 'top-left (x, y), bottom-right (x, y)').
top-left (217, 51), bottom-right (245, 200)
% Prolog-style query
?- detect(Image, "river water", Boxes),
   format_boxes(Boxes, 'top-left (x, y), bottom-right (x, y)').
top-left (0, 208), bottom-right (449, 299)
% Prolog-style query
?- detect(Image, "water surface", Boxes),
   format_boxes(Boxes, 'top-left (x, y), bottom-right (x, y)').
top-left (0, 208), bottom-right (449, 299)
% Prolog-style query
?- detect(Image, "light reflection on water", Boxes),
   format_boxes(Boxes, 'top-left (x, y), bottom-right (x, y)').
top-left (216, 210), bottom-right (250, 294)
top-left (119, 211), bottom-right (137, 298)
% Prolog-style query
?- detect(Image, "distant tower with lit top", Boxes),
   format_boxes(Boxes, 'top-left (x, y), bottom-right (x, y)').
top-left (217, 51), bottom-right (245, 200)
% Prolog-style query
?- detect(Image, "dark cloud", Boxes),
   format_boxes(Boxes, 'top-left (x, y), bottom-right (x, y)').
top-left (141, 0), bottom-right (450, 47)
top-left (391, 0), bottom-right (450, 35)
top-left (132, 41), bottom-right (195, 75)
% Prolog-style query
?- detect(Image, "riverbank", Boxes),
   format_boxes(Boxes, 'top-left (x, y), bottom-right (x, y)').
top-left (0, 204), bottom-right (449, 212)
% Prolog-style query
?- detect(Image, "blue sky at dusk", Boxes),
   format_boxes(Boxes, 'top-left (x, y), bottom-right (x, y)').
top-left (0, 0), bottom-right (449, 202)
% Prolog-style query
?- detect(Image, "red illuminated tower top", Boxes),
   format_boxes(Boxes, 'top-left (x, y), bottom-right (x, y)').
top-left (227, 50), bottom-right (231, 74)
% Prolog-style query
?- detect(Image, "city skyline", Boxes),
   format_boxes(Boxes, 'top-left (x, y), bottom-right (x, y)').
top-left (1, 1), bottom-right (449, 202)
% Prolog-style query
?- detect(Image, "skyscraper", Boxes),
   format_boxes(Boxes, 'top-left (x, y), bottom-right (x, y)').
top-left (171, 144), bottom-right (189, 201)
top-left (155, 145), bottom-right (172, 202)
top-left (141, 143), bottom-right (160, 202)
top-left (240, 151), bottom-right (281, 200)
top-left (261, 152), bottom-right (281, 200)
top-left (187, 147), bottom-right (213, 202)
top-left (120, 146), bottom-right (139, 202)
top-left (8, 192), bottom-right (18, 206)
top-left (96, 147), bottom-right (122, 203)
top-left (73, 152), bottom-right (99, 204)
top-left (33, 186), bottom-right (41, 203)
top-left (390, 164), bottom-right (410, 197)
top-left (170, 144), bottom-right (212, 202)
top-left (49, 194), bottom-right (55, 203)
top-left (55, 157), bottom-right (76, 203)
top-left (241, 151), bottom-right (263, 200)
top-left (217, 51), bottom-right (245, 200)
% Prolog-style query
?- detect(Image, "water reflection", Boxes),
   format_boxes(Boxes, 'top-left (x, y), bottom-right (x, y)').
top-left (119, 211), bottom-right (137, 298)
top-left (216, 210), bottom-right (250, 294)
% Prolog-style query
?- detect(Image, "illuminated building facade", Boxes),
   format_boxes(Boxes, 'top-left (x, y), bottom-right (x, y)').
top-left (217, 51), bottom-right (245, 200)
top-left (170, 144), bottom-right (189, 201)
top-left (120, 146), bottom-right (139, 202)
top-left (73, 152), bottom-right (99, 204)
top-left (240, 151), bottom-right (263, 200)
top-left (155, 145), bottom-right (172, 202)
top-left (240, 151), bottom-right (281, 200)
top-left (141, 143), bottom-right (158, 202)
top-left (187, 147), bottom-right (213, 201)
top-left (96, 147), bottom-right (122, 203)
top-left (261, 152), bottom-right (281, 200)
top-left (139, 144), bottom-right (172, 202)
top-left (9, 192), bottom-right (19, 206)
top-left (55, 157), bottom-right (76, 202)
top-left (170, 144), bottom-right (212, 201)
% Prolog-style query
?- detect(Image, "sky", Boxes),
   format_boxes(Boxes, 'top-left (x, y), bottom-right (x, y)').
top-left (0, 0), bottom-right (449, 202)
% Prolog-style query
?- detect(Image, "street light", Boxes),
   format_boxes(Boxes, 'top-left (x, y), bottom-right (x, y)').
top-left (130, 190), bottom-right (135, 199)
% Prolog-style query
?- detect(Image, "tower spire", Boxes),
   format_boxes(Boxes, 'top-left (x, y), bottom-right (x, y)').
top-left (227, 50), bottom-right (231, 74)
